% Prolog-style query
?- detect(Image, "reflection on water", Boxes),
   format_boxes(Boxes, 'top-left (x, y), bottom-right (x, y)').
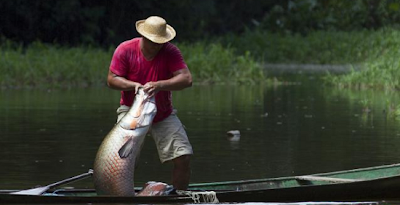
top-left (1, 79), bottom-right (400, 204)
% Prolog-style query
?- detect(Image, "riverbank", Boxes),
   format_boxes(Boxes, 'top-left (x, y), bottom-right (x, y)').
top-left (0, 40), bottom-right (266, 89)
top-left (1, 28), bottom-right (400, 89)
top-left (224, 27), bottom-right (400, 90)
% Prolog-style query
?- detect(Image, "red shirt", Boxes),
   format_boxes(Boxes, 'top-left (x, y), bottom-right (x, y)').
top-left (109, 38), bottom-right (187, 123)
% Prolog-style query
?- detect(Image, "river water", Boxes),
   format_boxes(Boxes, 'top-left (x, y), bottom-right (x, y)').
top-left (1, 76), bottom-right (400, 204)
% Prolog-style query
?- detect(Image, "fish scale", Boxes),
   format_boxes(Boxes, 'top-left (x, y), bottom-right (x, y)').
top-left (93, 89), bottom-right (156, 196)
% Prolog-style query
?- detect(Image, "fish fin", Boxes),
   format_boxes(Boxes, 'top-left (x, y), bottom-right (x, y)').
top-left (118, 138), bottom-right (135, 159)
top-left (130, 119), bottom-right (138, 129)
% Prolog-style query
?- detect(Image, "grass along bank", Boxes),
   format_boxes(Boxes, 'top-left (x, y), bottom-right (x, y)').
top-left (223, 28), bottom-right (395, 64)
top-left (2, 27), bottom-right (400, 89)
top-left (222, 27), bottom-right (400, 89)
top-left (0, 40), bottom-right (266, 89)
top-left (324, 28), bottom-right (400, 90)
top-left (0, 41), bottom-right (111, 89)
top-left (178, 42), bottom-right (266, 84)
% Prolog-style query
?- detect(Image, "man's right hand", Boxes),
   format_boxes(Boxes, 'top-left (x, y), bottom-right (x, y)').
top-left (133, 83), bottom-right (142, 94)
top-left (107, 70), bottom-right (143, 92)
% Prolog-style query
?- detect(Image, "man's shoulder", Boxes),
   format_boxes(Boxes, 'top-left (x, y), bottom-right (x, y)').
top-left (118, 38), bottom-right (140, 49)
top-left (164, 42), bottom-right (178, 49)
top-left (162, 42), bottom-right (181, 54)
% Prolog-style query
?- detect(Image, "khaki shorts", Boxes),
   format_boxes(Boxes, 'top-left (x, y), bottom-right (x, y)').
top-left (117, 105), bottom-right (193, 163)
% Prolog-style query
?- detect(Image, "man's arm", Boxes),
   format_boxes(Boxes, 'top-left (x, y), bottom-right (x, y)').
top-left (107, 70), bottom-right (142, 93)
top-left (143, 68), bottom-right (192, 96)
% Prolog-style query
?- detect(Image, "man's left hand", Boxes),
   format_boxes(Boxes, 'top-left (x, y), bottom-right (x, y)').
top-left (143, 81), bottom-right (161, 97)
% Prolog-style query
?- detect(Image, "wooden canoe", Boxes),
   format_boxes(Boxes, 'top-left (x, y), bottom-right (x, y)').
top-left (2, 163), bottom-right (400, 203)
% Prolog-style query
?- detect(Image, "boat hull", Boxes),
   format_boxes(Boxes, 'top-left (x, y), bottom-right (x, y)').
top-left (3, 163), bottom-right (400, 203)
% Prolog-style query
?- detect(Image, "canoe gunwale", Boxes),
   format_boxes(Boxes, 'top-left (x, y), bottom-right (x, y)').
top-left (2, 163), bottom-right (400, 203)
top-left (189, 163), bottom-right (400, 188)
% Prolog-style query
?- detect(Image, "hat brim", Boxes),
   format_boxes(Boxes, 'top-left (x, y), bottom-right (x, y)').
top-left (136, 20), bottom-right (176, 44)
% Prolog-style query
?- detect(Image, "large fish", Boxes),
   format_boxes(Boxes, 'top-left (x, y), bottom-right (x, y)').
top-left (93, 88), bottom-right (157, 196)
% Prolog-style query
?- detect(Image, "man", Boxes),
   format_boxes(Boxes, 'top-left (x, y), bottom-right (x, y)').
top-left (106, 16), bottom-right (193, 190)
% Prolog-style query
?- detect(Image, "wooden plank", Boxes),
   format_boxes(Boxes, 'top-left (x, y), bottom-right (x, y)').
top-left (295, 175), bottom-right (361, 183)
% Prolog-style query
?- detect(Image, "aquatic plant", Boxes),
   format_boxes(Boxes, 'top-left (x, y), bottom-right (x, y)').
top-left (360, 99), bottom-right (371, 113)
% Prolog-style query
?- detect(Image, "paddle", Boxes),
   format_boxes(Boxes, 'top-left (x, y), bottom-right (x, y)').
top-left (11, 169), bottom-right (94, 195)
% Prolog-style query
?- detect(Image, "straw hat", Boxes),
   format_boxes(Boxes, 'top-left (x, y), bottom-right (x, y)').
top-left (136, 16), bottom-right (176, 44)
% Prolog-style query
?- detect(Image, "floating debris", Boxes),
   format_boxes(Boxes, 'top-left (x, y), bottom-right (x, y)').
top-left (227, 130), bottom-right (240, 142)
top-left (227, 130), bottom-right (240, 136)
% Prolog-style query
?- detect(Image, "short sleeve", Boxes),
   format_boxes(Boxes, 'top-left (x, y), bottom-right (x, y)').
top-left (166, 44), bottom-right (188, 73)
top-left (109, 44), bottom-right (128, 77)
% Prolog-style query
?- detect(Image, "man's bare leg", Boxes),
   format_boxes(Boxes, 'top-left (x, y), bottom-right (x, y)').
top-left (171, 155), bottom-right (191, 190)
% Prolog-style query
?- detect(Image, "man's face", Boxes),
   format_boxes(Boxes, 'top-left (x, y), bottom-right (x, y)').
top-left (142, 37), bottom-right (163, 53)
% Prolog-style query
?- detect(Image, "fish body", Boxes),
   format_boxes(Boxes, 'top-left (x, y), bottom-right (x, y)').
top-left (93, 88), bottom-right (156, 196)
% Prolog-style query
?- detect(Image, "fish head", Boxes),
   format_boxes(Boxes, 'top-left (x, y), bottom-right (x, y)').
top-left (119, 88), bottom-right (157, 130)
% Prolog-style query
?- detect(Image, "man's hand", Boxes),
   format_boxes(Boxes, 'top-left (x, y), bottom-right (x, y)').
top-left (143, 81), bottom-right (161, 97)
top-left (133, 83), bottom-right (143, 94)
top-left (142, 68), bottom-right (192, 97)
top-left (107, 70), bottom-right (143, 93)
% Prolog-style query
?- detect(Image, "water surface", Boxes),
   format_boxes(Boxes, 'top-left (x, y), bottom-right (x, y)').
top-left (1, 78), bottom-right (400, 204)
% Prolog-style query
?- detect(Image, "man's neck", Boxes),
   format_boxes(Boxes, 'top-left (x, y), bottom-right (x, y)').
top-left (140, 38), bottom-right (162, 61)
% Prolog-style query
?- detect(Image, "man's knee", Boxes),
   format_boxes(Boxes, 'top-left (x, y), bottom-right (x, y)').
top-left (173, 155), bottom-right (191, 168)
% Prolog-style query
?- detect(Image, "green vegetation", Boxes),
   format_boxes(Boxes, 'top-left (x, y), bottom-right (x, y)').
top-left (2, 1), bottom-right (399, 46)
top-left (223, 27), bottom-right (398, 64)
top-left (0, 41), bottom-right (111, 88)
top-left (222, 27), bottom-right (400, 90)
top-left (3, 26), bottom-right (400, 89)
top-left (0, 40), bottom-right (267, 88)
top-left (323, 28), bottom-right (400, 90)
top-left (2, 1), bottom-right (400, 89)
top-left (179, 42), bottom-right (265, 84)
top-left (221, 29), bottom-right (374, 64)
top-left (3, 27), bottom-right (400, 89)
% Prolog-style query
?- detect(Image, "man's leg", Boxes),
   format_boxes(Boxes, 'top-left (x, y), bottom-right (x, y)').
top-left (150, 111), bottom-right (193, 190)
top-left (172, 155), bottom-right (191, 190)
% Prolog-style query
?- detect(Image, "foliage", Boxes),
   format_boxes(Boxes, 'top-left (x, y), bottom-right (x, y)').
top-left (3, 26), bottom-right (400, 89)
top-left (0, 40), bottom-right (111, 88)
top-left (1, 0), bottom-right (400, 46)
top-left (0, 0), bottom-right (275, 46)
top-left (220, 28), bottom-right (381, 64)
top-left (324, 28), bottom-right (400, 90)
top-left (217, 27), bottom-right (400, 90)
top-left (179, 42), bottom-right (266, 84)
top-left (0, 40), bottom-right (266, 88)
top-left (262, 0), bottom-right (400, 34)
